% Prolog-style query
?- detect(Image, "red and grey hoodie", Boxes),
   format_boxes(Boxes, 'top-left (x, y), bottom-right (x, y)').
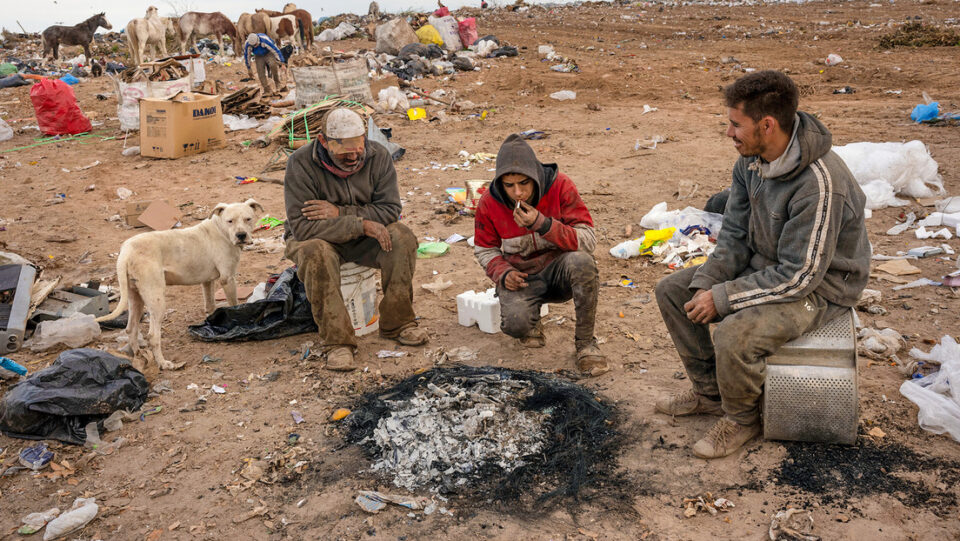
top-left (473, 134), bottom-right (596, 285)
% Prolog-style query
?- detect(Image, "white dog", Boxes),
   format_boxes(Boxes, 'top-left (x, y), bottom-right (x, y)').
top-left (98, 199), bottom-right (263, 371)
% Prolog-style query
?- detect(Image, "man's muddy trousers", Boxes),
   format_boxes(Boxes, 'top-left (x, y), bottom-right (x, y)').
top-left (285, 223), bottom-right (418, 352)
top-left (496, 251), bottom-right (599, 350)
top-left (655, 266), bottom-right (844, 425)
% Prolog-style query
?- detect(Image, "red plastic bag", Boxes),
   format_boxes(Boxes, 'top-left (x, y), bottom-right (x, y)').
top-left (458, 18), bottom-right (479, 48)
top-left (29, 78), bottom-right (92, 136)
top-left (433, 6), bottom-right (450, 17)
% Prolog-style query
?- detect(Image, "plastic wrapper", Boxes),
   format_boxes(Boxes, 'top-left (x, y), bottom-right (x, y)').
top-left (833, 140), bottom-right (944, 202)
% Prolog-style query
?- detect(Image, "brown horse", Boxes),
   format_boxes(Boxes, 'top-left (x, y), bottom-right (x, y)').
top-left (42, 13), bottom-right (113, 61)
top-left (177, 11), bottom-right (239, 60)
top-left (237, 12), bottom-right (273, 43)
top-left (258, 5), bottom-right (313, 51)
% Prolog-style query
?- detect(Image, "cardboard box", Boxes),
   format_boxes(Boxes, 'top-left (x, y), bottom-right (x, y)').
top-left (140, 91), bottom-right (224, 159)
top-left (124, 200), bottom-right (181, 229)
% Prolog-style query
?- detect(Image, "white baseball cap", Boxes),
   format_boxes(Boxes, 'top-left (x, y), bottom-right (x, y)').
top-left (324, 108), bottom-right (365, 139)
top-left (246, 33), bottom-right (260, 47)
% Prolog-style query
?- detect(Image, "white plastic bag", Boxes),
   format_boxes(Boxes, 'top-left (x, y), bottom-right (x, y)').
top-left (43, 498), bottom-right (98, 541)
top-left (475, 39), bottom-right (497, 57)
top-left (609, 238), bottom-right (645, 260)
top-left (550, 90), bottom-right (576, 101)
top-left (859, 179), bottom-right (908, 210)
top-left (0, 117), bottom-right (13, 142)
top-left (28, 314), bottom-right (101, 352)
top-left (378, 86), bottom-right (410, 112)
top-left (639, 202), bottom-right (724, 236)
top-left (899, 335), bottom-right (960, 442)
top-left (427, 15), bottom-right (463, 52)
top-left (833, 141), bottom-right (944, 204)
top-left (222, 114), bottom-right (260, 131)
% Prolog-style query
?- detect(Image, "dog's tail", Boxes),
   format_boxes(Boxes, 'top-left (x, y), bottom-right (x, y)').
top-left (97, 251), bottom-right (130, 323)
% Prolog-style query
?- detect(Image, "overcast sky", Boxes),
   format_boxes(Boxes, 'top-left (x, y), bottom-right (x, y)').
top-left (4, 0), bottom-right (556, 33)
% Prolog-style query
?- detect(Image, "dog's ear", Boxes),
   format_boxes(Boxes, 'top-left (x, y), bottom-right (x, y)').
top-left (245, 198), bottom-right (264, 214)
top-left (209, 203), bottom-right (228, 219)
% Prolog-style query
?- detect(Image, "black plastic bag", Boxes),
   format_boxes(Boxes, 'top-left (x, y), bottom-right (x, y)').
top-left (187, 267), bottom-right (317, 342)
top-left (0, 349), bottom-right (149, 445)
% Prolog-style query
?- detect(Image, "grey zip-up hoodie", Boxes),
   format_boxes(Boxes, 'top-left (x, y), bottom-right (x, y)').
top-left (689, 111), bottom-right (870, 316)
top-left (283, 140), bottom-right (401, 243)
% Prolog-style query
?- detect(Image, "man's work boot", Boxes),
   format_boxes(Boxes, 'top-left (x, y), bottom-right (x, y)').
top-left (654, 389), bottom-right (723, 417)
top-left (692, 416), bottom-right (761, 459)
top-left (395, 325), bottom-right (429, 346)
top-left (325, 347), bottom-right (357, 372)
top-left (576, 343), bottom-right (609, 377)
top-left (519, 320), bottom-right (545, 348)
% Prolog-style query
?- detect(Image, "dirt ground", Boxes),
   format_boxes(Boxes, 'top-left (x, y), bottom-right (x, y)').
top-left (2, 1), bottom-right (960, 539)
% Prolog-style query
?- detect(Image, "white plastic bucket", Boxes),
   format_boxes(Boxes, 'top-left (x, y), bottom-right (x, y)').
top-left (340, 263), bottom-right (379, 336)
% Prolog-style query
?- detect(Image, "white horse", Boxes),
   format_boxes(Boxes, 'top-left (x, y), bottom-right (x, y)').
top-left (125, 6), bottom-right (176, 66)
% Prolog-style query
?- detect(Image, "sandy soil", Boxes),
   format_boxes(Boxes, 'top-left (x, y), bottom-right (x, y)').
top-left (2, 1), bottom-right (960, 539)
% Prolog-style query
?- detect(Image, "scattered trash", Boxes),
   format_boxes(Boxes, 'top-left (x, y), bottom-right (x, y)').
top-left (223, 114), bottom-right (260, 131)
top-left (291, 410), bottom-right (304, 424)
top-left (0, 356), bottom-right (28, 378)
top-left (27, 314), bottom-right (101, 351)
top-left (116, 187), bottom-right (133, 200)
top-left (421, 276), bottom-right (454, 296)
top-left (549, 90), bottom-right (577, 101)
top-left (331, 408), bottom-right (352, 421)
top-left (824, 53), bottom-right (843, 66)
top-left (42, 497), bottom-right (98, 541)
top-left (355, 490), bottom-right (429, 514)
top-left (18, 507), bottom-right (61, 535)
top-left (19, 443), bottom-right (55, 470)
top-left (417, 241), bottom-right (449, 258)
top-left (682, 494), bottom-right (735, 518)
top-left (768, 508), bottom-right (818, 541)
top-left (857, 327), bottom-right (902, 360)
top-left (833, 86), bottom-right (855, 94)
top-left (876, 259), bottom-right (921, 276)
top-left (899, 335), bottom-right (960, 442)
top-left (211, 384), bottom-right (226, 394)
top-left (407, 107), bottom-right (427, 120)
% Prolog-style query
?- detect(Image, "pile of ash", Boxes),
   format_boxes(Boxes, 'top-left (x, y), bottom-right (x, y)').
top-left (346, 365), bottom-right (620, 506)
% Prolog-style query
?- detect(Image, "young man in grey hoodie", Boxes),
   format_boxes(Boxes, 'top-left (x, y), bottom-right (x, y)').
top-left (283, 108), bottom-right (428, 371)
top-left (654, 71), bottom-right (870, 458)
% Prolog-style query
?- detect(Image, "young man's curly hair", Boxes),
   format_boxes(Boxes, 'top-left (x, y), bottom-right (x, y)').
top-left (723, 70), bottom-right (799, 133)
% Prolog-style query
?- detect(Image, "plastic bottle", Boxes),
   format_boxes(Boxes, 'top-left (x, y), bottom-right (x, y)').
top-left (0, 356), bottom-right (27, 378)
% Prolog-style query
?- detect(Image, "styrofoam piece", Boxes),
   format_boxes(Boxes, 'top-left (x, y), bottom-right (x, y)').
top-left (456, 288), bottom-right (547, 334)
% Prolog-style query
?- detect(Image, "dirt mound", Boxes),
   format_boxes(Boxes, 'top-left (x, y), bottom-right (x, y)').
top-left (879, 23), bottom-right (960, 48)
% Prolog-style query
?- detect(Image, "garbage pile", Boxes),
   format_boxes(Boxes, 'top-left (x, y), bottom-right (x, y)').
top-left (346, 365), bottom-right (620, 505)
top-left (610, 202), bottom-right (723, 268)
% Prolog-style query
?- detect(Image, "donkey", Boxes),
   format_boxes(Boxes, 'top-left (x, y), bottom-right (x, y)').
top-left (177, 11), bottom-right (239, 60)
top-left (42, 13), bottom-right (112, 61)
top-left (126, 6), bottom-right (177, 67)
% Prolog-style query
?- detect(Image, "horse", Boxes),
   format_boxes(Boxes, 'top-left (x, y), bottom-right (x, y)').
top-left (42, 13), bottom-right (112, 61)
top-left (282, 4), bottom-right (315, 50)
top-left (125, 6), bottom-right (177, 67)
top-left (257, 7), bottom-right (311, 51)
top-left (177, 11), bottom-right (239, 60)
top-left (237, 12), bottom-right (274, 43)
top-left (254, 10), bottom-right (301, 51)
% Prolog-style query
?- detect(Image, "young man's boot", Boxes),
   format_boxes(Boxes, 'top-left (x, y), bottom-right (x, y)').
top-left (519, 320), bottom-right (545, 348)
top-left (576, 339), bottom-right (609, 376)
top-left (692, 416), bottom-right (761, 459)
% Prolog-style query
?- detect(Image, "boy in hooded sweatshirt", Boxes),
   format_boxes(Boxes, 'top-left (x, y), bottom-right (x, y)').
top-left (654, 71), bottom-right (870, 459)
top-left (474, 134), bottom-right (609, 376)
